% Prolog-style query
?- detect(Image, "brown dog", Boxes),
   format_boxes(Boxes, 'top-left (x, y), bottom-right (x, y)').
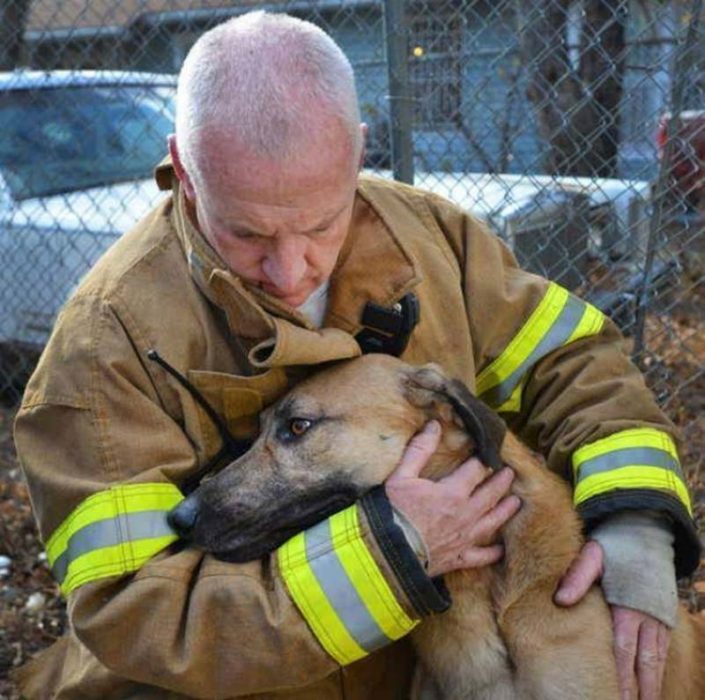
top-left (174, 354), bottom-right (705, 699)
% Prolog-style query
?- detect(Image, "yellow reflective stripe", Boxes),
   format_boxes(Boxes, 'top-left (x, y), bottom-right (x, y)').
top-left (566, 300), bottom-right (605, 344)
top-left (574, 466), bottom-right (692, 513)
top-left (572, 428), bottom-right (679, 467)
top-left (495, 381), bottom-right (523, 414)
top-left (477, 283), bottom-right (568, 397)
top-left (47, 483), bottom-right (183, 565)
top-left (59, 535), bottom-right (178, 596)
top-left (46, 483), bottom-right (184, 596)
top-left (572, 429), bottom-right (691, 515)
top-left (329, 507), bottom-right (417, 641)
top-left (493, 300), bottom-right (604, 414)
top-left (278, 505), bottom-right (417, 666)
top-left (476, 283), bottom-right (605, 412)
top-left (278, 530), bottom-right (366, 665)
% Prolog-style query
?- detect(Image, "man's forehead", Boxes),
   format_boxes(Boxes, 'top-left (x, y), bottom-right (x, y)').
top-left (207, 189), bottom-right (352, 231)
top-left (200, 160), bottom-right (356, 227)
top-left (197, 118), bottom-right (358, 178)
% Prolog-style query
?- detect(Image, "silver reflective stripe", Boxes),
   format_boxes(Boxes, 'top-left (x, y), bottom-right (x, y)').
top-left (480, 295), bottom-right (585, 407)
top-left (51, 510), bottom-right (175, 584)
top-left (577, 447), bottom-right (683, 481)
top-left (305, 519), bottom-right (392, 653)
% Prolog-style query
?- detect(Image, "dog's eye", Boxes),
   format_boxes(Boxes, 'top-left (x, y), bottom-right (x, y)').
top-left (289, 418), bottom-right (312, 437)
top-left (276, 417), bottom-right (315, 443)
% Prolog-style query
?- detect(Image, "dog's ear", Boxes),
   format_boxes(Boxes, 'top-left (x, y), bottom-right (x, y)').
top-left (404, 364), bottom-right (506, 471)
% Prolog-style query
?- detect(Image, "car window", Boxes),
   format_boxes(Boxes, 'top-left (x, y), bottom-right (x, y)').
top-left (0, 84), bottom-right (174, 200)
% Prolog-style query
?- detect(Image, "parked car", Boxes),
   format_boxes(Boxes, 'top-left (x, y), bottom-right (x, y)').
top-left (0, 70), bottom-right (176, 349)
top-left (413, 171), bottom-right (652, 286)
top-left (656, 110), bottom-right (705, 211)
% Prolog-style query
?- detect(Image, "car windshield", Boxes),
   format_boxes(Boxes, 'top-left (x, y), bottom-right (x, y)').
top-left (0, 83), bottom-right (174, 200)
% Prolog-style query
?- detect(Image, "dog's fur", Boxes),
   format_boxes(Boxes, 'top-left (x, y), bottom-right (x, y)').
top-left (175, 354), bottom-right (705, 699)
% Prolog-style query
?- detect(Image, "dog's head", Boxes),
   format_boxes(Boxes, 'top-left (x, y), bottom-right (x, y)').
top-left (169, 354), bottom-right (506, 561)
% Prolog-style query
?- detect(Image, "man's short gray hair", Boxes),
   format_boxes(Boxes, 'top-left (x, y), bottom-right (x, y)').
top-left (175, 11), bottom-right (362, 181)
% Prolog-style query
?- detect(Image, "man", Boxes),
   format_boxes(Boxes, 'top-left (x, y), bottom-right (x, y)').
top-left (14, 11), bottom-right (699, 699)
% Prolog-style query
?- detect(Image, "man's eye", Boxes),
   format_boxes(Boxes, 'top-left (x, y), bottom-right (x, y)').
top-left (289, 418), bottom-right (312, 436)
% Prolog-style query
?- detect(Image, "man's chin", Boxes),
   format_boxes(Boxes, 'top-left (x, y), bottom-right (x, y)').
top-left (260, 286), bottom-right (313, 308)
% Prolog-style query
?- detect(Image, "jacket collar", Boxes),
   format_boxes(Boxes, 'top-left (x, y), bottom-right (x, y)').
top-left (324, 178), bottom-right (423, 334)
top-left (157, 161), bottom-right (422, 366)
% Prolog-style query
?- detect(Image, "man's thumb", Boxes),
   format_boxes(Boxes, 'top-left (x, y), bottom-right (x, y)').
top-left (388, 420), bottom-right (441, 481)
top-left (554, 540), bottom-right (604, 606)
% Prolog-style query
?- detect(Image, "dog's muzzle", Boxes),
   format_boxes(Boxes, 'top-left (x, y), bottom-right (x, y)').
top-left (168, 497), bottom-right (200, 537)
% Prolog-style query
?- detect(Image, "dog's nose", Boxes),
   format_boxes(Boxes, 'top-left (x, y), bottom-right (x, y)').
top-left (168, 498), bottom-right (200, 537)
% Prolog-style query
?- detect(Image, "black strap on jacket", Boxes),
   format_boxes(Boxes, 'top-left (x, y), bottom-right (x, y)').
top-left (355, 293), bottom-right (420, 357)
top-left (147, 349), bottom-right (251, 494)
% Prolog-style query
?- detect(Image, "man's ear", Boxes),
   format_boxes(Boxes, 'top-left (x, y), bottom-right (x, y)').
top-left (168, 134), bottom-right (197, 203)
top-left (404, 364), bottom-right (506, 471)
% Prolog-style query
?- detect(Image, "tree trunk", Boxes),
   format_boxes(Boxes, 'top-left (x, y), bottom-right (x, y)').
top-left (581, 0), bottom-right (627, 177)
top-left (0, 0), bottom-right (32, 70)
top-left (517, 0), bottom-right (627, 177)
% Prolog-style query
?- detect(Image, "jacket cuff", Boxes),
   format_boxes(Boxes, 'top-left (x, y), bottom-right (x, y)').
top-left (276, 502), bottom-right (421, 666)
top-left (578, 489), bottom-right (701, 579)
top-left (360, 486), bottom-right (451, 616)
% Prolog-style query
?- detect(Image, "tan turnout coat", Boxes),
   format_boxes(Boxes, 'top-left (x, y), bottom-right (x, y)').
top-left (13, 166), bottom-right (689, 699)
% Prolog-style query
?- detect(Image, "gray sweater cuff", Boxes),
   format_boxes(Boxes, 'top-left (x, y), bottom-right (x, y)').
top-left (590, 510), bottom-right (678, 627)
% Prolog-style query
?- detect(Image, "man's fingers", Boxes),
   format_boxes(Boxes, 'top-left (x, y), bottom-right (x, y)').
top-left (389, 421), bottom-right (441, 481)
top-left (466, 466), bottom-right (515, 511)
top-left (636, 619), bottom-right (660, 700)
top-left (438, 456), bottom-right (491, 493)
top-left (454, 544), bottom-right (505, 571)
top-left (636, 618), bottom-right (670, 700)
top-left (657, 622), bottom-right (671, 689)
top-left (609, 606), bottom-right (671, 700)
top-left (554, 539), bottom-right (604, 606)
top-left (612, 607), bottom-right (641, 700)
top-left (471, 494), bottom-right (522, 543)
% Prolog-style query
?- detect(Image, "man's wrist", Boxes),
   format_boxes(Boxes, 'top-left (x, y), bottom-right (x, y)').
top-left (590, 510), bottom-right (678, 627)
top-left (361, 487), bottom-right (451, 616)
top-left (392, 506), bottom-right (430, 570)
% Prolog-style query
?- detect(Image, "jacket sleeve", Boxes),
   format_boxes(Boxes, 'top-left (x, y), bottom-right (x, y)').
top-left (424, 193), bottom-right (700, 578)
top-left (14, 294), bottom-right (448, 697)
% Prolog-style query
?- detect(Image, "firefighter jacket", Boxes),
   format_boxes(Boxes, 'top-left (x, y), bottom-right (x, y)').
top-left (13, 167), bottom-right (699, 699)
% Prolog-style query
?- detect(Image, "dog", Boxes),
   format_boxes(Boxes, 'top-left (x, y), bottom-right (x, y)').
top-left (171, 354), bottom-right (705, 699)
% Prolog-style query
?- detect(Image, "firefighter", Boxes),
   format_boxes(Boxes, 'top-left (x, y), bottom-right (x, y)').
top-left (14, 11), bottom-right (698, 699)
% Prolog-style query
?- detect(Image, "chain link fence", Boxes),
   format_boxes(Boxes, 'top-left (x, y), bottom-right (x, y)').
top-left (0, 0), bottom-right (703, 476)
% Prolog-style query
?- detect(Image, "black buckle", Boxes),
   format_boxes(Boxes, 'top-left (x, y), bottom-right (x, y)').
top-left (355, 293), bottom-right (420, 357)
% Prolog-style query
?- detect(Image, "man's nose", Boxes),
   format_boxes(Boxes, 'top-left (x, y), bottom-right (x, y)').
top-left (262, 237), bottom-right (307, 292)
top-left (168, 498), bottom-right (200, 537)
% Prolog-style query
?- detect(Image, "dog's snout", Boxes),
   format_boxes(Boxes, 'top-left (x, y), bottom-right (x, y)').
top-left (168, 498), bottom-right (200, 537)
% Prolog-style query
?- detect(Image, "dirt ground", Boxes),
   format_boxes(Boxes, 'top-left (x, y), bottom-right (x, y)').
top-left (0, 408), bottom-right (67, 699)
top-left (0, 287), bottom-right (704, 699)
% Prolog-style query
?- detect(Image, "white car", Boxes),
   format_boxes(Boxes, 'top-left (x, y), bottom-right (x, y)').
top-left (0, 70), bottom-right (175, 349)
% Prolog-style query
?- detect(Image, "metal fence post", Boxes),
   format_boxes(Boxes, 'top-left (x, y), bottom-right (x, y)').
top-left (382, 0), bottom-right (414, 184)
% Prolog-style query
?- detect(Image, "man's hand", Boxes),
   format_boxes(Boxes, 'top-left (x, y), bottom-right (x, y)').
top-left (554, 540), bottom-right (671, 700)
top-left (385, 420), bottom-right (521, 577)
